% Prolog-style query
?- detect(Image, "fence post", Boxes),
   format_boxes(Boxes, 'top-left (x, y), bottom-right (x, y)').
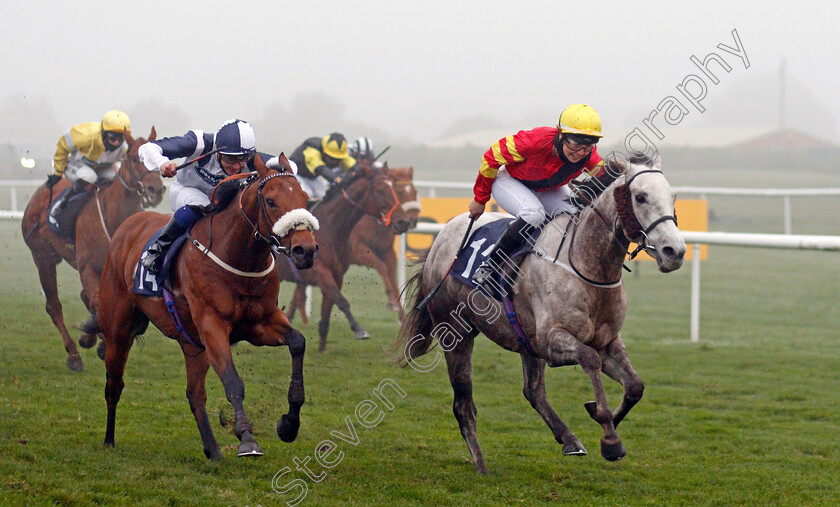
top-left (690, 243), bottom-right (701, 343)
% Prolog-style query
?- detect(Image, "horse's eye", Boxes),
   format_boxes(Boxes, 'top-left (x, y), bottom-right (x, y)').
top-left (635, 194), bottom-right (647, 204)
top-left (265, 198), bottom-right (276, 207)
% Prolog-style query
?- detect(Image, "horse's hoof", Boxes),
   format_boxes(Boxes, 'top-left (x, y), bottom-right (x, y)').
top-left (96, 340), bottom-right (107, 361)
top-left (237, 441), bottom-right (264, 457)
top-left (67, 354), bottom-right (84, 372)
top-left (562, 436), bottom-right (588, 456)
top-left (386, 302), bottom-right (400, 312)
top-left (600, 439), bottom-right (626, 462)
top-left (277, 414), bottom-right (300, 442)
top-left (79, 333), bottom-right (97, 349)
top-left (354, 330), bottom-right (370, 340)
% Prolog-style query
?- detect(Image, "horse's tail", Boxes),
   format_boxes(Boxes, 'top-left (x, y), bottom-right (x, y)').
top-left (81, 310), bottom-right (100, 335)
top-left (392, 250), bottom-right (437, 367)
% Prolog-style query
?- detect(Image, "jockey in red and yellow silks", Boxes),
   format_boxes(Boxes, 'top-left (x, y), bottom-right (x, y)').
top-left (468, 104), bottom-right (606, 288)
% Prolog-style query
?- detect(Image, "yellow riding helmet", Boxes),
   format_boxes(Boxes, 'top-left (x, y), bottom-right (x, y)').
top-left (101, 110), bottom-right (131, 134)
top-left (321, 132), bottom-right (349, 159)
top-left (558, 104), bottom-right (603, 138)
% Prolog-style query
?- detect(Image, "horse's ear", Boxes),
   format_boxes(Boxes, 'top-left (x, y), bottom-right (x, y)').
top-left (254, 152), bottom-right (269, 177)
top-left (277, 152), bottom-right (292, 173)
top-left (408, 166), bottom-right (414, 179)
top-left (652, 152), bottom-right (662, 170)
top-left (123, 128), bottom-right (135, 146)
top-left (149, 126), bottom-right (157, 142)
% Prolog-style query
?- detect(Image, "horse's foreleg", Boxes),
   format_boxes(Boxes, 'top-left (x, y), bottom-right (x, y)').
top-left (287, 283), bottom-right (309, 325)
top-left (444, 336), bottom-right (489, 474)
top-left (247, 309), bottom-right (306, 444)
top-left (200, 314), bottom-right (262, 458)
top-left (375, 249), bottom-right (405, 320)
top-left (78, 263), bottom-right (104, 352)
top-left (520, 353), bottom-right (587, 456)
top-left (319, 282), bottom-right (369, 346)
top-left (600, 336), bottom-right (643, 429)
top-left (544, 327), bottom-right (626, 462)
top-left (32, 254), bottom-right (83, 371)
top-left (183, 352), bottom-right (222, 460)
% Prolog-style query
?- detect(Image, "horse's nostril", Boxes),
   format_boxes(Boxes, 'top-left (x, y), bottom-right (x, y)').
top-left (291, 246), bottom-right (305, 258)
top-left (662, 246), bottom-right (675, 259)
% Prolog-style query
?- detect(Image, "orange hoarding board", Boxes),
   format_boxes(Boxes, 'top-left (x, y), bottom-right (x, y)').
top-left (403, 197), bottom-right (708, 260)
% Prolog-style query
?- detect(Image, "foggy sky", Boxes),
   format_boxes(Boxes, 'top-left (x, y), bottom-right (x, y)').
top-left (2, 0), bottom-right (839, 148)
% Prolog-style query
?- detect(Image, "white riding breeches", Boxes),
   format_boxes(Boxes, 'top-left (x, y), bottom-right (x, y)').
top-left (296, 175), bottom-right (330, 201)
top-left (64, 159), bottom-right (116, 185)
top-left (491, 167), bottom-right (576, 227)
top-left (169, 181), bottom-right (211, 209)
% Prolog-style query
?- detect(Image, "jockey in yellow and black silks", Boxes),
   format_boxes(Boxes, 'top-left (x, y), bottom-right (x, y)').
top-left (46, 110), bottom-right (131, 218)
top-left (289, 132), bottom-right (358, 201)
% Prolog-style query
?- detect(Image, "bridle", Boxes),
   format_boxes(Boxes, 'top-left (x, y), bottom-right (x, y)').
top-left (567, 168), bottom-right (677, 286)
top-left (115, 149), bottom-right (161, 207)
top-left (340, 171), bottom-right (402, 227)
top-left (238, 171), bottom-right (302, 256)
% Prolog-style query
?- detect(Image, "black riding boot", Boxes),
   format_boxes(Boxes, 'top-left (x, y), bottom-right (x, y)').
top-left (140, 216), bottom-right (188, 276)
top-left (473, 217), bottom-right (537, 288)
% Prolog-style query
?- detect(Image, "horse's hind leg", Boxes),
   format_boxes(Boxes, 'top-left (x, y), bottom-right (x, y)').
top-left (102, 317), bottom-right (135, 448)
top-left (598, 335), bottom-right (643, 429)
top-left (545, 327), bottom-right (626, 462)
top-left (32, 253), bottom-right (83, 371)
top-left (183, 351), bottom-right (223, 460)
top-left (520, 353), bottom-right (587, 456)
top-left (444, 336), bottom-right (489, 474)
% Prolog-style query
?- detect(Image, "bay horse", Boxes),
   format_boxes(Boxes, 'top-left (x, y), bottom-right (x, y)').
top-left (396, 153), bottom-right (686, 473)
top-left (288, 166), bottom-right (420, 323)
top-left (277, 162), bottom-right (412, 352)
top-left (92, 153), bottom-right (318, 460)
top-left (21, 128), bottom-right (165, 371)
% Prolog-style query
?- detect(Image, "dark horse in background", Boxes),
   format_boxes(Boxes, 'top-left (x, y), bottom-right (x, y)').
top-left (278, 162), bottom-right (412, 352)
top-left (90, 153), bottom-right (318, 460)
top-left (396, 153), bottom-right (686, 473)
top-left (288, 165), bottom-right (420, 323)
top-left (21, 129), bottom-right (164, 371)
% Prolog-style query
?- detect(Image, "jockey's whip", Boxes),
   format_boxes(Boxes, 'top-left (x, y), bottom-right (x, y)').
top-left (150, 148), bottom-right (225, 173)
top-left (416, 217), bottom-right (475, 311)
top-left (373, 146), bottom-right (390, 162)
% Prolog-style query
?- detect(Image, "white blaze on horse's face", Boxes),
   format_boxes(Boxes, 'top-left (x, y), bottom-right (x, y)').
top-left (627, 166), bottom-right (686, 273)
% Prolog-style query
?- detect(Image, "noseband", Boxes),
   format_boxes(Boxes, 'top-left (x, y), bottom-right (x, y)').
top-left (613, 169), bottom-right (678, 259)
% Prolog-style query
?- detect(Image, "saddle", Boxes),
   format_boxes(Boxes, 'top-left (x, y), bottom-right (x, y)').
top-left (46, 187), bottom-right (94, 240)
top-left (451, 218), bottom-right (539, 301)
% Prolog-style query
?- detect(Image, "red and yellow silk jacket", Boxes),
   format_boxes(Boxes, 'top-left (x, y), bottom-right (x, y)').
top-left (473, 126), bottom-right (604, 204)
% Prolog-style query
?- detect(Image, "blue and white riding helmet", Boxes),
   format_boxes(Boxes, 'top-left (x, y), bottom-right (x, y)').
top-left (215, 119), bottom-right (256, 155)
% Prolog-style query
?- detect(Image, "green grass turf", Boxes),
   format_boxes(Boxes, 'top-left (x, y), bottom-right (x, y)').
top-left (0, 212), bottom-right (838, 506)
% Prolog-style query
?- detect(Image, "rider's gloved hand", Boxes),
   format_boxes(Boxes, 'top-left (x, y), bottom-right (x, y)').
top-left (45, 174), bottom-right (62, 189)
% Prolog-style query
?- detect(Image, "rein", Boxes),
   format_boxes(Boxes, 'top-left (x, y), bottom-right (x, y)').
top-left (564, 169), bottom-right (677, 287)
top-left (340, 176), bottom-right (402, 227)
top-left (237, 171), bottom-right (301, 256)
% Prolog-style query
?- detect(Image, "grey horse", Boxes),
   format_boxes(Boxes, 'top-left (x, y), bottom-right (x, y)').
top-left (396, 152), bottom-right (686, 474)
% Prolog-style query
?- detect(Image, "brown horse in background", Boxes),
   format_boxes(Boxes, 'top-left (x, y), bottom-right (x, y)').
top-left (91, 153), bottom-right (317, 460)
top-left (278, 162), bottom-right (412, 352)
top-left (21, 128), bottom-right (164, 371)
top-left (288, 166), bottom-right (420, 323)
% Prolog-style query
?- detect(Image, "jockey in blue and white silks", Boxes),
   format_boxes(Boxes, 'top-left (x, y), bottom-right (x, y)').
top-left (137, 119), bottom-right (297, 275)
